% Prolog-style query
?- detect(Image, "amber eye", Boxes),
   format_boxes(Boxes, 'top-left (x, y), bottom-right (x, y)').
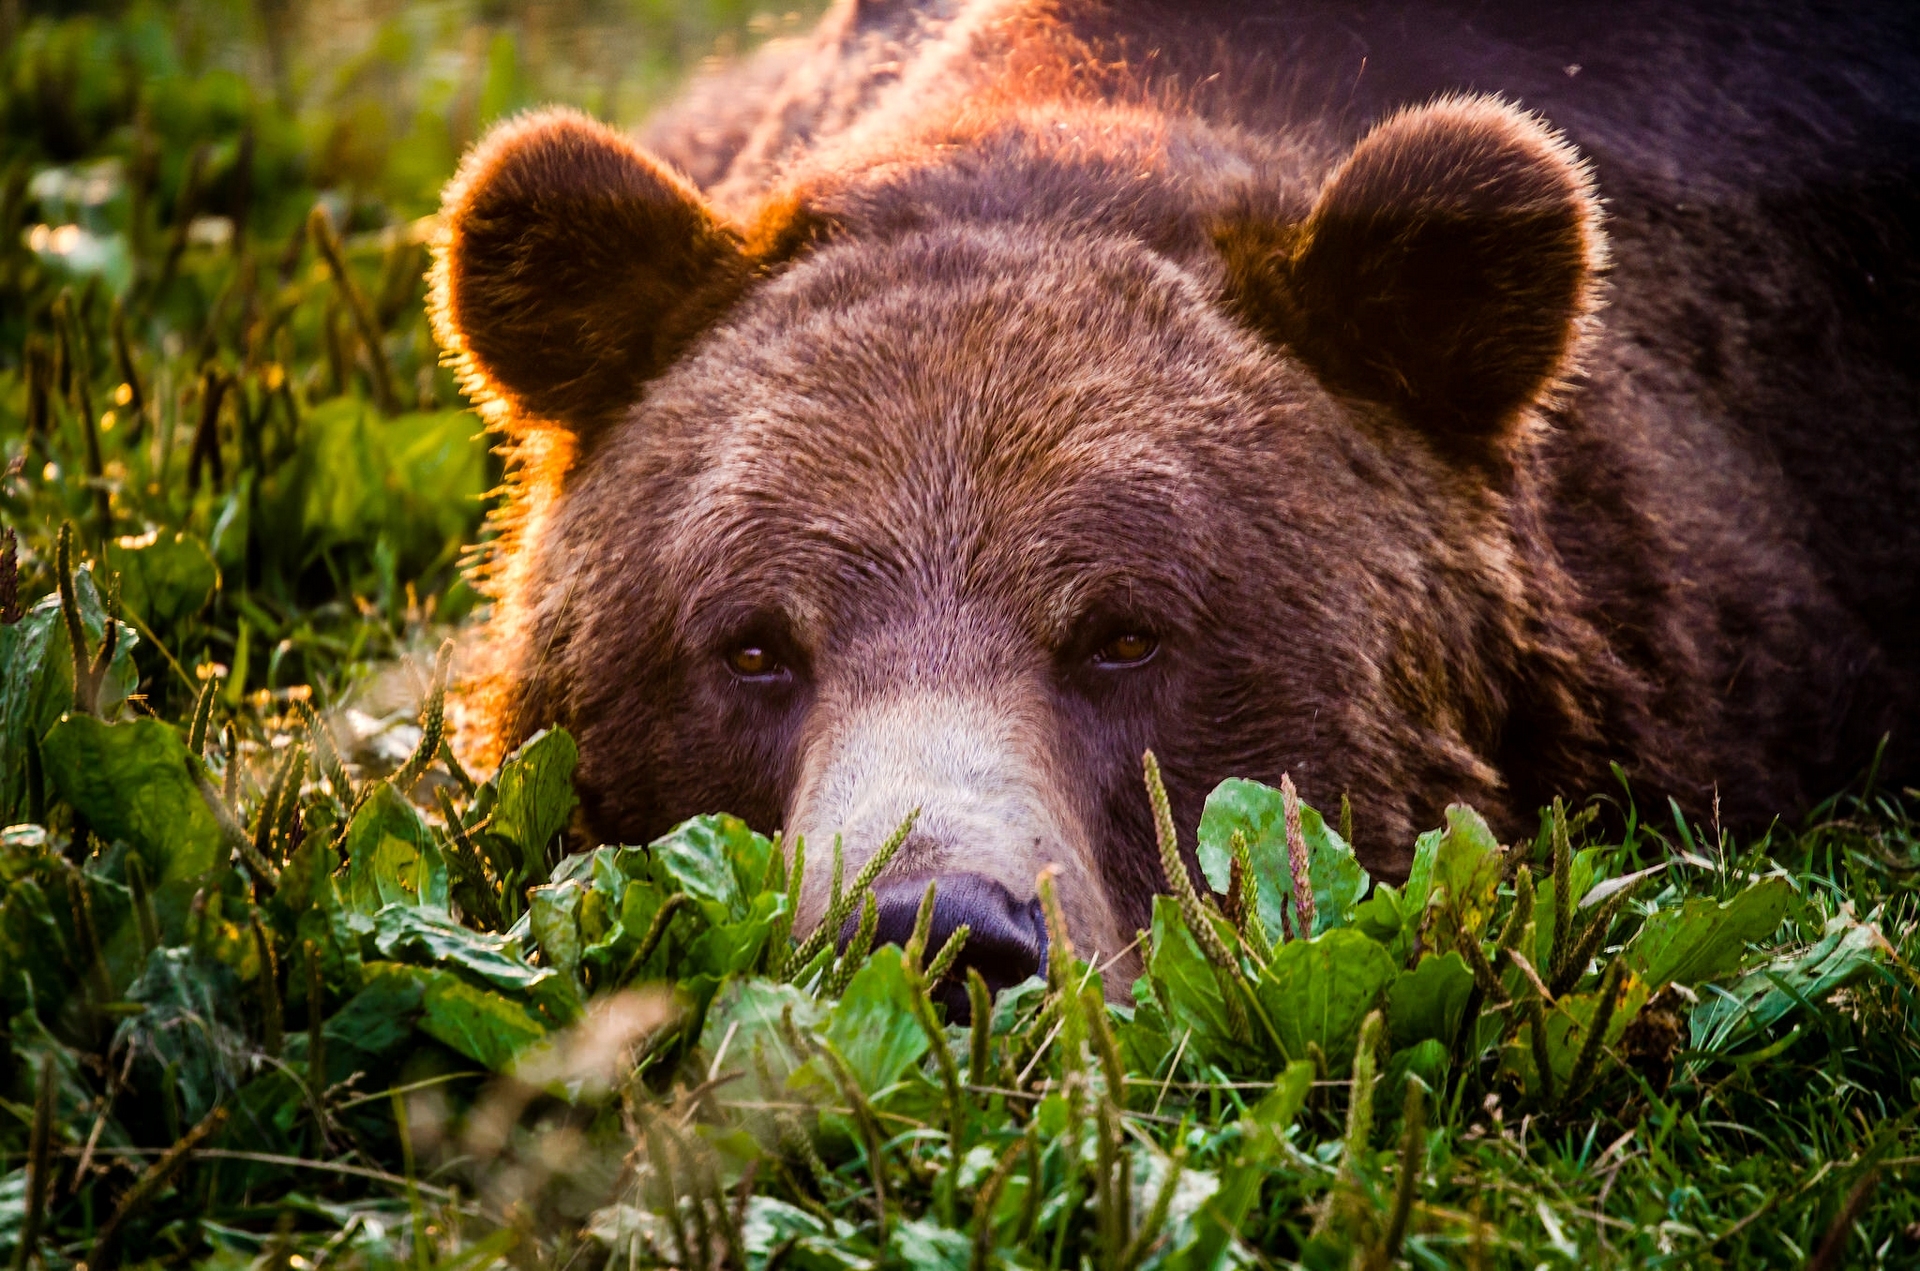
top-left (728, 645), bottom-right (779, 678)
top-left (1094, 631), bottom-right (1158, 668)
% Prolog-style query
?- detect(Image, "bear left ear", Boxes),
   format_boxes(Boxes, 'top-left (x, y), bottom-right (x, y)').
top-left (1218, 96), bottom-right (1605, 449)
top-left (430, 107), bottom-right (751, 435)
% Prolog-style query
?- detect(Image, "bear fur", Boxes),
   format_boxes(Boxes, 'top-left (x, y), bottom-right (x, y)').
top-left (432, 0), bottom-right (1920, 974)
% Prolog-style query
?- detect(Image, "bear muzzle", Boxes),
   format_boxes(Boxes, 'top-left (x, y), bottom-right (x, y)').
top-left (785, 686), bottom-right (1132, 996)
top-left (838, 873), bottom-right (1047, 1023)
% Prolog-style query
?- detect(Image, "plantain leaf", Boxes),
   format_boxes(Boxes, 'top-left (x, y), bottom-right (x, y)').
top-left (41, 713), bottom-right (221, 942)
top-left (1146, 894), bottom-right (1253, 1072)
top-left (373, 903), bottom-right (549, 995)
top-left (0, 565), bottom-right (140, 819)
top-left (1499, 976), bottom-right (1649, 1100)
top-left (344, 781), bottom-right (449, 913)
top-left (488, 728), bottom-right (578, 877)
top-left (648, 814), bottom-right (759, 917)
top-left (1254, 927), bottom-right (1397, 1075)
top-left (1622, 877), bottom-right (1800, 991)
top-left (1387, 950), bottom-right (1476, 1051)
top-left (528, 877), bottom-right (586, 983)
top-left (822, 945), bottom-right (929, 1095)
top-left (372, 962), bottom-right (552, 1072)
top-left (701, 977), bottom-right (824, 1106)
top-left (1196, 777), bottom-right (1370, 938)
top-left (1428, 804), bottom-right (1506, 937)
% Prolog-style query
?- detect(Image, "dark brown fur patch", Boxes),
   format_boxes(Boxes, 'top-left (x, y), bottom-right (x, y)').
top-left (1218, 96), bottom-right (1605, 454)
top-left (429, 108), bottom-right (753, 436)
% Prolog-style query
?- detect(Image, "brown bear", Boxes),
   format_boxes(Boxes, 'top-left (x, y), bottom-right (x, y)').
top-left (430, 0), bottom-right (1920, 998)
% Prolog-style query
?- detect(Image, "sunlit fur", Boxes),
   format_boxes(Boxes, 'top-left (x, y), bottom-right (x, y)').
top-left (433, 0), bottom-right (1918, 970)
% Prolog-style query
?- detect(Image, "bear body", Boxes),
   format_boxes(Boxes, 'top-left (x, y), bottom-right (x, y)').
top-left (433, 0), bottom-right (1920, 989)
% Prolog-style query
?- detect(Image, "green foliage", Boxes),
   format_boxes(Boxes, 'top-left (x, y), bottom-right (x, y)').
top-left (2, 3), bottom-right (1918, 1267)
top-left (7, 606), bottom-right (1906, 1270)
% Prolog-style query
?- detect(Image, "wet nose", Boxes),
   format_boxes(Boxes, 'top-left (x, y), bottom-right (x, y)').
top-left (838, 873), bottom-right (1047, 1023)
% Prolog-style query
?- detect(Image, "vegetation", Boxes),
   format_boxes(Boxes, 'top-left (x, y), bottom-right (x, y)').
top-left (3, 4), bottom-right (1919, 1268)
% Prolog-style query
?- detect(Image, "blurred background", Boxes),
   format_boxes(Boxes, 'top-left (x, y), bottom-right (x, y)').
top-left (0, 0), bottom-right (824, 729)
top-left (2, 0), bottom-right (823, 230)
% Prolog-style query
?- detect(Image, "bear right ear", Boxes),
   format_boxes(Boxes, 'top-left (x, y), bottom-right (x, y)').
top-left (1218, 96), bottom-right (1605, 454)
top-left (430, 108), bottom-right (750, 433)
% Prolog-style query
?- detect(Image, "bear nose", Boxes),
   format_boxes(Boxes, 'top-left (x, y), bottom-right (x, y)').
top-left (837, 873), bottom-right (1047, 1024)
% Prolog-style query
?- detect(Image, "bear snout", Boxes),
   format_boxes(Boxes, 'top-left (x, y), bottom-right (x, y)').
top-left (840, 873), bottom-right (1047, 1023)
top-left (785, 688), bottom-right (1133, 991)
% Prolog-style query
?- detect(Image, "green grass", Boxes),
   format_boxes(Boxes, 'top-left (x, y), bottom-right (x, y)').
top-left (3, 5), bottom-right (1920, 1269)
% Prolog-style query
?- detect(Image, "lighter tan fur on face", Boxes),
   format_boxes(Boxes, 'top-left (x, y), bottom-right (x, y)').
top-left (787, 684), bottom-right (1129, 974)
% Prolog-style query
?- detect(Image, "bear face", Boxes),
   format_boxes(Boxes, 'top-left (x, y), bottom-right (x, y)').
top-left (432, 95), bottom-right (1604, 994)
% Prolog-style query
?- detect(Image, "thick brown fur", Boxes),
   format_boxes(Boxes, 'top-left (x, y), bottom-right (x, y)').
top-left (430, 109), bottom-right (754, 435)
top-left (432, 0), bottom-right (1920, 965)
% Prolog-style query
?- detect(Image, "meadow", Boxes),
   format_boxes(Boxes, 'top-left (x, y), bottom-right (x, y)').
top-left (2, 4), bottom-right (1918, 1267)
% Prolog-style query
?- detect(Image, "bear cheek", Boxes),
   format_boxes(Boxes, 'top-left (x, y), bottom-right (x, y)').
top-left (783, 683), bottom-right (1132, 982)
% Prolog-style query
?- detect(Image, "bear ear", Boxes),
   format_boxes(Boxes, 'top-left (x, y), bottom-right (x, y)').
top-left (1219, 96), bottom-right (1605, 449)
top-left (430, 107), bottom-right (750, 434)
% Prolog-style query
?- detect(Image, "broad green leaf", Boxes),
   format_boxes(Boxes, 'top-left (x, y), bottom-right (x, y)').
top-left (113, 948), bottom-right (249, 1126)
top-left (1195, 778), bottom-right (1370, 938)
top-left (1401, 825), bottom-right (1444, 916)
top-left (375, 962), bottom-right (551, 1072)
top-left (1254, 928), bottom-right (1397, 1075)
top-left (210, 1067), bottom-right (309, 1165)
top-left (1500, 976), bottom-right (1648, 1100)
top-left (372, 903), bottom-right (555, 998)
top-left (578, 884), bottom-right (615, 949)
top-left (529, 878), bottom-right (585, 983)
top-left (822, 945), bottom-right (929, 1095)
top-left (1375, 826), bottom-right (1448, 964)
top-left (1381, 1039), bottom-right (1449, 1120)
top-left (105, 530), bottom-right (217, 629)
top-left (738, 1196), bottom-right (859, 1268)
top-left (588, 846), bottom-right (645, 913)
top-left (1245, 1059), bottom-right (1316, 1145)
top-left (1115, 975), bottom-right (1174, 1077)
top-left (1146, 895), bottom-right (1251, 1072)
top-left (1352, 883), bottom-right (1404, 947)
top-left (490, 728), bottom-right (578, 873)
top-left (1387, 951), bottom-right (1475, 1051)
top-left (684, 890), bottom-right (784, 980)
top-left (701, 978), bottom-right (824, 1106)
top-left (1690, 910), bottom-right (1889, 1053)
top-left (274, 830), bottom-right (368, 996)
top-left (1530, 848), bottom-right (1605, 972)
top-left (320, 962), bottom-right (430, 1061)
top-left (0, 565), bottom-right (140, 819)
top-left (887, 1219), bottom-right (971, 1270)
top-left (40, 714), bottom-right (220, 943)
top-left (990, 977), bottom-right (1050, 1038)
top-left (646, 814), bottom-right (774, 922)
top-left (547, 846), bottom-right (600, 887)
top-left (1623, 877), bottom-right (1799, 991)
top-left (344, 781), bottom-right (449, 913)
top-left (598, 878), bottom-right (683, 985)
top-left (1429, 805), bottom-right (1506, 937)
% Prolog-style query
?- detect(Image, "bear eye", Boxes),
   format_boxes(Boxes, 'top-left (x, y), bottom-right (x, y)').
top-left (727, 644), bottom-right (784, 680)
top-left (1093, 631), bottom-right (1158, 668)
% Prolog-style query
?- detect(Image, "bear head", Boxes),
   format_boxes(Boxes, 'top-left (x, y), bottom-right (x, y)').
top-left (430, 95), bottom-right (1604, 1003)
